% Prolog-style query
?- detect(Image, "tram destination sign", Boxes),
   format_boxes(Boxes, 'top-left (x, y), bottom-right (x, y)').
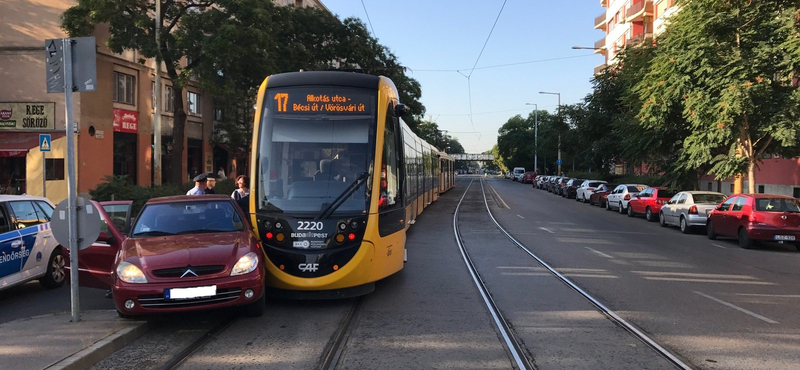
top-left (271, 88), bottom-right (373, 115)
top-left (0, 102), bottom-right (56, 130)
top-left (450, 153), bottom-right (494, 161)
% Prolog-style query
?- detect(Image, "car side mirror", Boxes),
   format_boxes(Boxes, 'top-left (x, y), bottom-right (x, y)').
top-left (97, 231), bottom-right (116, 245)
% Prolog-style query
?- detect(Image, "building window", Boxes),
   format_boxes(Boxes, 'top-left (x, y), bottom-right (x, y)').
top-left (707, 182), bottom-right (713, 191)
top-left (214, 107), bottom-right (224, 122)
top-left (730, 183), bottom-right (734, 193)
top-left (793, 187), bottom-right (800, 199)
top-left (45, 159), bottom-right (65, 181)
top-left (758, 185), bottom-right (765, 193)
top-left (113, 72), bottom-right (135, 105)
top-left (187, 91), bottom-right (200, 115)
top-left (165, 86), bottom-right (174, 112)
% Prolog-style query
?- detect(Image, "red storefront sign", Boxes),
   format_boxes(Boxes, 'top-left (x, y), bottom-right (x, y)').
top-left (113, 108), bottom-right (138, 133)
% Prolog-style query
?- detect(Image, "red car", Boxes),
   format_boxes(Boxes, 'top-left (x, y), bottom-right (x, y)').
top-left (627, 187), bottom-right (677, 222)
top-left (707, 194), bottom-right (800, 250)
top-left (589, 183), bottom-right (616, 207)
top-left (523, 171), bottom-right (536, 184)
top-left (74, 195), bottom-right (266, 317)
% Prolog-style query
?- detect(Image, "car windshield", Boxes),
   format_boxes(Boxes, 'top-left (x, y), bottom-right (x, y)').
top-left (755, 198), bottom-right (800, 213)
top-left (131, 201), bottom-right (244, 237)
top-left (694, 194), bottom-right (726, 204)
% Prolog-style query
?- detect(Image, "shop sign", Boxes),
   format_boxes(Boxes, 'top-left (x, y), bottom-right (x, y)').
top-left (113, 108), bottom-right (138, 133)
top-left (0, 102), bottom-right (56, 130)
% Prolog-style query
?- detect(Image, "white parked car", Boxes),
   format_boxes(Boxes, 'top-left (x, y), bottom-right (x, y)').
top-left (0, 195), bottom-right (65, 291)
top-left (576, 180), bottom-right (607, 203)
top-left (659, 191), bottom-right (727, 233)
top-left (605, 184), bottom-right (648, 213)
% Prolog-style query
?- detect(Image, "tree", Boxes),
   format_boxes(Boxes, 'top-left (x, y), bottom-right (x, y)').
top-left (637, 0), bottom-right (800, 193)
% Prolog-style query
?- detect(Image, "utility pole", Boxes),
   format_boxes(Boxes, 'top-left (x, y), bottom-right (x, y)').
top-left (539, 91), bottom-right (561, 176)
top-left (153, 0), bottom-right (162, 185)
top-left (526, 103), bottom-right (539, 174)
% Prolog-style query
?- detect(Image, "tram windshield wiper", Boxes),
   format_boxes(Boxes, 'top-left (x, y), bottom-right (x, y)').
top-left (314, 172), bottom-right (369, 220)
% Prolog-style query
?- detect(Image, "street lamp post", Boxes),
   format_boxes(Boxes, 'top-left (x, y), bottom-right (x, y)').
top-left (539, 91), bottom-right (561, 176)
top-left (153, 0), bottom-right (162, 185)
top-left (525, 103), bottom-right (538, 174)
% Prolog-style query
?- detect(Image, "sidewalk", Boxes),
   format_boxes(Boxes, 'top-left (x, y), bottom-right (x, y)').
top-left (0, 310), bottom-right (149, 370)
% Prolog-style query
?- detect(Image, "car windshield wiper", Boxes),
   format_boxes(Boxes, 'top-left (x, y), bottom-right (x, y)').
top-left (315, 172), bottom-right (370, 220)
top-left (133, 230), bottom-right (174, 237)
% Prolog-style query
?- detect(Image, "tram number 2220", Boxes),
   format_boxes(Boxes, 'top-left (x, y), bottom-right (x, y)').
top-left (297, 221), bottom-right (323, 231)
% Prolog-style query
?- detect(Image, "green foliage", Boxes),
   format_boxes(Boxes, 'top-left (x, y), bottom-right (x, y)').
top-left (89, 175), bottom-right (236, 215)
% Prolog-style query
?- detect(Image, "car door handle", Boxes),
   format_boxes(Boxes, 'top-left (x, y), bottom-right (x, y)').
top-left (10, 240), bottom-right (22, 248)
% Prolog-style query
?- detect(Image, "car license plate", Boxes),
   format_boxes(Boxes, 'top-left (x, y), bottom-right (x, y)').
top-left (165, 285), bottom-right (216, 300)
top-left (774, 235), bottom-right (796, 241)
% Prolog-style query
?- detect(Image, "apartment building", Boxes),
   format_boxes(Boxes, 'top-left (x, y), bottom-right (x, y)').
top-left (593, 0), bottom-right (800, 196)
top-left (0, 0), bottom-right (328, 203)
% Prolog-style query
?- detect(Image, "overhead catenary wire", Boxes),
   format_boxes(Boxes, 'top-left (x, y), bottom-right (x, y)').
top-left (360, 0), bottom-right (377, 40)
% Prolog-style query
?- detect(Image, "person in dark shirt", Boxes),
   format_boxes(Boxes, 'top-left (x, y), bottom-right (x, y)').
top-left (204, 173), bottom-right (218, 194)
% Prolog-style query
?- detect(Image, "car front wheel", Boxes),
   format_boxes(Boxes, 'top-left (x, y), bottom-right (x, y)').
top-left (39, 249), bottom-right (66, 289)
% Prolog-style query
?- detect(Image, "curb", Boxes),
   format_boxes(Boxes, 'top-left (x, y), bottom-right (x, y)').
top-left (44, 321), bottom-right (150, 370)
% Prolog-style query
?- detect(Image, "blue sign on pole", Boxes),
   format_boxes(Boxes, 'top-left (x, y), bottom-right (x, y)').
top-left (556, 159), bottom-right (562, 165)
top-left (39, 134), bottom-right (52, 152)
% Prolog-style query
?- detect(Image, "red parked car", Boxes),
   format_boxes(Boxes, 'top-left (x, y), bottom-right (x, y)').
top-left (589, 183), bottom-right (617, 207)
top-left (74, 195), bottom-right (266, 317)
top-left (627, 187), bottom-right (677, 222)
top-left (707, 194), bottom-right (800, 250)
top-left (523, 171), bottom-right (537, 184)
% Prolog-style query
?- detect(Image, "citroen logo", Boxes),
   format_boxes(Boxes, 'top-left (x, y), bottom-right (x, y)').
top-left (180, 268), bottom-right (198, 278)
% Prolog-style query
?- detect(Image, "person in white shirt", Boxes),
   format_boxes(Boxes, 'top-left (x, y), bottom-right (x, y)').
top-left (217, 167), bottom-right (227, 180)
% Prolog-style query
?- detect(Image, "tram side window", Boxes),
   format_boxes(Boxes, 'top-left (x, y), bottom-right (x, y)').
top-left (380, 109), bottom-right (401, 210)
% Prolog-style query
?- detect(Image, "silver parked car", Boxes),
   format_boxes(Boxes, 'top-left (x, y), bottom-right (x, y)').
top-left (659, 191), bottom-right (727, 233)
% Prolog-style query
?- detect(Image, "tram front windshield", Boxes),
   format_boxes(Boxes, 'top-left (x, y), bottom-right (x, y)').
top-left (257, 86), bottom-right (376, 216)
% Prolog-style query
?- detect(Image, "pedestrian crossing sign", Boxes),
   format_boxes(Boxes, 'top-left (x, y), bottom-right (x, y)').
top-left (39, 134), bottom-right (51, 152)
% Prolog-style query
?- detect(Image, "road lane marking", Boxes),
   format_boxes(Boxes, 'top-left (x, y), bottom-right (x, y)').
top-left (712, 243), bottom-right (727, 249)
top-left (539, 227), bottom-right (554, 234)
top-left (694, 291), bottom-right (778, 324)
top-left (585, 247), bottom-right (614, 259)
top-left (517, 214), bottom-right (524, 219)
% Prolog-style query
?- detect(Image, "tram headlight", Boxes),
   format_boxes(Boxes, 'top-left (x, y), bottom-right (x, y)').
top-left (117, 261), bottom-right (148, 284)
top-left (231, 252), bottom-right (259, 276)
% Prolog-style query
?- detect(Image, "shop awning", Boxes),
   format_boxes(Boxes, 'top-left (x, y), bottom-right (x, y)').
top-left (0, 149), bottom-right (27, 157)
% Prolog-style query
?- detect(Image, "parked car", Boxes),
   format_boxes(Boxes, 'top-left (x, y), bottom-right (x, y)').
top-left (537, 176), bottom-right (549, 189)
top-left (627, 187), bottom-right (677, 221)
top-left (0, 195), bottom-right (65, 292)
top-left (513, 167), bottom-right (526, 182)
top-left (523, 171), bottom-right (536, 184)
top-left (75, 195), bottom-right (266, 317)
top-left (659, 191), bottom-right (727, 233)
top-left (588, 183), bottom-right (617, 207)
top-left (555, 177), bottom-right (571, 196)
top-left (505, 172), bottom-right (514, 180)
top-left (576, 180), bottom-right (607, 203)
top-left (563, 179), bottom-right (585, 199)
top-left (707, 194), bottom-right (800, 250)
top-left (606, 184), bottom-right (648, 213)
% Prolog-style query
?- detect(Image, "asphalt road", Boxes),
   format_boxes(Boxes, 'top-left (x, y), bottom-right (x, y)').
top-left (0, 279), bottom-right (110, 324)
top-left (488, 176), bottom-right (800, 370)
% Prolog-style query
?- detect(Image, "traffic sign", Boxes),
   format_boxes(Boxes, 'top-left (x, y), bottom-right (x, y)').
top-left (39, 134), bottom-right (51, 152)
top-left (51, 197), bottom-right (101, 250)
top-left (556, 159), bottom-right (562, 165)
top-left (45, 37), bottom-right (97, 94)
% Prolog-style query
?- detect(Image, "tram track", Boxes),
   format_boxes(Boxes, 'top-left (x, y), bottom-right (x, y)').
top-left (319, 297), bottom-right (363, 370)
top-left (453, 179), bottom-right (536, 370)
top-left (154, 316), bottom-right (238, 370)
top-left (472, 178), bottom-right (694, 370)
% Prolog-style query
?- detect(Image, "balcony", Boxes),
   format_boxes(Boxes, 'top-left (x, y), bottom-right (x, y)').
top-left (625, 0), bottom-right (653, 22)
top-left (594, 63), bottom-right (607, 75)
top-left (594, 38), bottom-right (606, 51)
top-left (600, 0), bottom-right (608, 7)
top-left (628, 33), bottom-right (653, 45)
top-left (594, 12), bottom-right (607, 30)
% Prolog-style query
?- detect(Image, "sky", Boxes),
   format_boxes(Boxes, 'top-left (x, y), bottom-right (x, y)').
top-left (322, 0), bottom-right (607, 154)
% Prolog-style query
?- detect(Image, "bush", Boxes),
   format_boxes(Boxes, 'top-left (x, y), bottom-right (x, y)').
top-left (90, 175), bottom-right (204, 216)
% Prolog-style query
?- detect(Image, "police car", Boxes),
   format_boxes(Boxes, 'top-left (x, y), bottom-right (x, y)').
top-left (0, 195), bottom-right (65, 290)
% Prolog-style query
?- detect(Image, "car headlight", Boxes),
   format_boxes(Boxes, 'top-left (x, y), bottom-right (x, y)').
top-left (231, 252), bottom-right (259, 276)
top-left (117, 261), bottom-right (148, 283)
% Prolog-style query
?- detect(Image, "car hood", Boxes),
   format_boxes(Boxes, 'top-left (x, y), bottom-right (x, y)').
top-left (121, 232), bottom-right (249, 270)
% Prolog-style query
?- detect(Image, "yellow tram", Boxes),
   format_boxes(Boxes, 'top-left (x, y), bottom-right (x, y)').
top-left (249, 71), bottom-right (454, 298)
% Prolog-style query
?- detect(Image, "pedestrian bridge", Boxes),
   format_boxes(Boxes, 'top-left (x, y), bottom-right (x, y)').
top-left (449, 153), bottom-right (494, 161)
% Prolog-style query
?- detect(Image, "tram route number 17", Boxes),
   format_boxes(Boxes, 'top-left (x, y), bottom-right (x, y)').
top-left (274, 93), bottom-right (289, 112)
